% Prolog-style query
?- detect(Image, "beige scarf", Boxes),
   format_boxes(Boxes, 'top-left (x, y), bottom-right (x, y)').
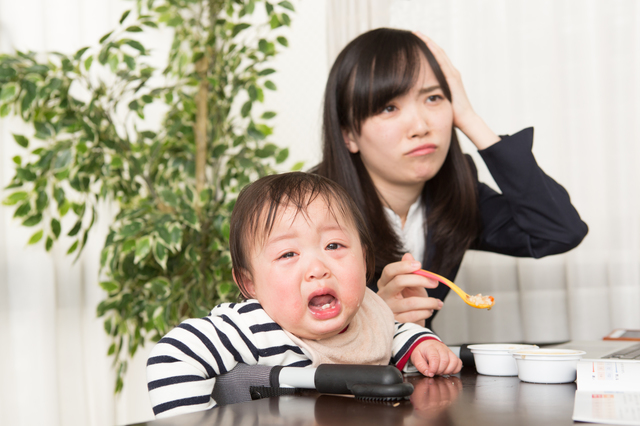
top-left (284, 288), bottom-right (395, 366)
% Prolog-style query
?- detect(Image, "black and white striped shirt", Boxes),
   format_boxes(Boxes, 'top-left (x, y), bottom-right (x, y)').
top-left (147, 300), bottom-right (439, 418)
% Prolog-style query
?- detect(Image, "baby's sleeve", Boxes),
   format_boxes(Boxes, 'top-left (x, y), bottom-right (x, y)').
top-left (390, 322), bottom-right (441, 372)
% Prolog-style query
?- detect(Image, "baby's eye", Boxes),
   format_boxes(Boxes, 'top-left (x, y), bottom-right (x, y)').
top-left (279, 252), bottom-right (297, 260)
top-left (326, 243), bottom-right (343, 251)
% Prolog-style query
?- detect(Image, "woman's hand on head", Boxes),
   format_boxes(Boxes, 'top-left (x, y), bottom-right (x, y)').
top-left (377, 253), bottom-right (443, 325)
top-left (414, 31), bottom-right (500, 151)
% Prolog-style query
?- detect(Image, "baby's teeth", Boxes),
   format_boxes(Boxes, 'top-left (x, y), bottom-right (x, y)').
top-left (321, 303), bottom-right (331, 310)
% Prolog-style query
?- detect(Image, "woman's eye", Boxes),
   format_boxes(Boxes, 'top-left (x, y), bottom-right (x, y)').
top-left (279, 252), bottom-right (296, 259)
top-left (326, 243), bottom-right (342, 250)
top-left (382, 105), bottom-right (397, 113)
top-left (426, 95), bottom-right (443, 103)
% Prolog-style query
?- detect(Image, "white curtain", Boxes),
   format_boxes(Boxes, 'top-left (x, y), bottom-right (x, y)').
top-left (328, 0), bottom-right (640, 345)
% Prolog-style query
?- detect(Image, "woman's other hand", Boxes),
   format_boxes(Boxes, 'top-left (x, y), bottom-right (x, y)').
top-left (414, 31), bottom-right (500, 151)
top-left (377, 253), bottom-right (443, 325)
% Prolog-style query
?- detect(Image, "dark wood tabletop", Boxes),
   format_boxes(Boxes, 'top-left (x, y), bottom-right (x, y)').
top-left (133, 367), bottom-right (599, 426)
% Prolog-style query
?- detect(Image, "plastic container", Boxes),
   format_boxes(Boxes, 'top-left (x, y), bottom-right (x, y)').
top-left (511, 349), bottom-right (586, 384)
top-left (468, 344), bottom-right (539, 376)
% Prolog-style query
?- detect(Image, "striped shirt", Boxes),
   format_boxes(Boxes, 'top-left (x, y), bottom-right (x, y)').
top-left (147, 300), bottom-right (439, 418)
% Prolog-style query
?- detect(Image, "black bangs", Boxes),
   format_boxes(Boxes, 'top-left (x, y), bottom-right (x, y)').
top-left (338, 28), bottom-right (451, 135)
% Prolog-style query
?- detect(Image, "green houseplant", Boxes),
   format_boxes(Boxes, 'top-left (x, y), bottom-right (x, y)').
top-left (0, 0), bottom-right (299, 392)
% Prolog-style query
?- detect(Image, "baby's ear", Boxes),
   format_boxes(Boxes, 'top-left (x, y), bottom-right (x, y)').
top-left (232, 267), bottom-right (257, 299)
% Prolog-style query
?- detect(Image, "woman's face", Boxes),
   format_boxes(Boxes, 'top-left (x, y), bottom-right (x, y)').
top-left (343, 58), bottom-right (453, 192)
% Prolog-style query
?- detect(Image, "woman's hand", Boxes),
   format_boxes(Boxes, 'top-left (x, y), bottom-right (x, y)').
top-left (414, 31), bottom-right (500, 151)
top-left (376, 253), bottom-right (443, 325)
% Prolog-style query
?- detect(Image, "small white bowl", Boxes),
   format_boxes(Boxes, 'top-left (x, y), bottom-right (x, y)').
top-left (468, 344), bottom-right (539, 376)
top-left (511, 349), bottom-right (586, 384)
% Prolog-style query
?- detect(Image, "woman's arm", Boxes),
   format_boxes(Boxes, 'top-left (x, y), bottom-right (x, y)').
top-left (473, 128), bottom-right (588, 256)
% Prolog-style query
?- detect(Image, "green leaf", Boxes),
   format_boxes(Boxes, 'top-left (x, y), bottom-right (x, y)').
top-left (100, 280), bottom-right (120, 292)
top-left (36, 190), bottom-right (48, 212)
top-left (107, 343), bottom-right (116, 356)
top-left (270, 13), bottom-right (281, 29)
top-left (124, 40), bottom-right (146, 54)
top-left (264, 80), bottom-right (277, 90)
top-left (51, 218), bottom-right (61, 239)
top-left (22, 214), bottom-right (42, 227)
top-left (122, 239), bottom-right (136, 253)
top-left (153, 241), bottom-right (168, 270)
top-left (0, 103), bottom-right (10, 117)
top-left (67, 240), bottom-right (79, 254)
top-left (277, 36), bottom-right (288, 47)
top-left (28, 230), bottom-right (43, 245)
top-left (281, 13), bottom-right (291, 26)
top-left (291, 161), bottom-right (304, 171)
top-left (126, 26), bottom-right (143, 32)
top-left (119, 10), bottom-right (131, 24)
top-left (170, 226), bottom-right (182, 250)
top-left (265, 1), bottom-right (274, 15)
top-left (240, 101), bottom-right (252, 117)
top-left (123, 55), bottom-right (135, 70)
top-left (13, 202), bottom-right (31, 218)
top-left (134, 237), bottom-right (151, 264)
top-left (13, 134), bottom-right (29, 148)
top-left (59, 200), bottom-right (70, 216)
top-left (84, 55), bottom-right (94, 71)
top-left (261, 111), bottom-right (276, 119)
top-left (232, 23), bottom-right (251, 37)
top-left (68, 221), bottom-right (82, 237)
top-left (3, 191), bottom-right (28, 206)
top-left (248, 85), bottom-right (257, 101)
top-left (276, 148), bottom-right (289, 164)
top-left (121, 221), bottom-right (143, 237)
top-left (258, 68), bottom-right (276, 76)
top-left (156, 225), bottom-right (172, 245)
top-left (99, 31), bottom-right (113, 44)
top-left (0, 83), bottom-right (16, 101)
top-left (149, 277), bottom-right (170, 297)
top-left (222, 222), bottom-right (230, 241)
top-left (74, 46), bottom-right (89, 60)
top-left (278, 1), bottom-right (295, 11)
top-left (45, 236), bottom-right (53, 251)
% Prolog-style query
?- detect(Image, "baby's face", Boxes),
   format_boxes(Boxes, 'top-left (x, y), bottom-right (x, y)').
top-left (244, 198), bottom-right (367, 340)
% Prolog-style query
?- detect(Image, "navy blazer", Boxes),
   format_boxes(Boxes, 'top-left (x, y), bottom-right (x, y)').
top-left (366, 128), bottom-right (588, 330)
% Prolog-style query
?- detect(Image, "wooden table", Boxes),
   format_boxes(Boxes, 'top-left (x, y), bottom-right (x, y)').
top-left (135, 367), bottom-right (594, 426)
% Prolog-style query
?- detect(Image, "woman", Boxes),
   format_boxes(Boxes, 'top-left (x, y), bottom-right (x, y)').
top-left (315, 28), bottom-right (588, 329)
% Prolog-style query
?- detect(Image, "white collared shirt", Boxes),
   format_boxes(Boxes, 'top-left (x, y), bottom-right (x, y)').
top-left (383, 196), bottom-right (425, 263)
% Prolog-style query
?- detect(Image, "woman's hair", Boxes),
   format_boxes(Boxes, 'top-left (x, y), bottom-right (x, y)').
top-left (315, 28), bottom-right (480, 278)
top-left (230, 172), bottom-right (375, 298)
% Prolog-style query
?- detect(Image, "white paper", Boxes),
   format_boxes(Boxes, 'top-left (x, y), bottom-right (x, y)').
top-left (572, 361), bottom-right (640, 425)
top-left (577, 360), bottom-right (640, 392)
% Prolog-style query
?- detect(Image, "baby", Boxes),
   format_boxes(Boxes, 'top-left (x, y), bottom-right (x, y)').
top-left (146, 172), bottom-right (461, 418)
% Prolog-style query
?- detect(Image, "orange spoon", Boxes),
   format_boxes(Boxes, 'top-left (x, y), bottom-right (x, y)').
top-left (413, 269), bottom-right (495, 310)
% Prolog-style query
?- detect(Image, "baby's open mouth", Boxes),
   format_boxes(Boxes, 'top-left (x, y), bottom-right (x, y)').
top-left (308, 294), bottom-right (337, 312)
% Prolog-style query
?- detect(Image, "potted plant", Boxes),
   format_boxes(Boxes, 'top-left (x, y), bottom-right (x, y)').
top-left (0, 0), bottom-right (299, 392)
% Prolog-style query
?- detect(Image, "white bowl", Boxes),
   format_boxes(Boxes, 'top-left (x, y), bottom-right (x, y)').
top-left (511, 349), bottom-right (586, 384)
top-left (468, 344), bottom-right (539, 376)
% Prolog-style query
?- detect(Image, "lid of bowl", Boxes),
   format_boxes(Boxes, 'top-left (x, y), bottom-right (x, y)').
top-left (511, 348), bottom-right (587, 359)
top-left (468, 344), bottom-right (539, 353)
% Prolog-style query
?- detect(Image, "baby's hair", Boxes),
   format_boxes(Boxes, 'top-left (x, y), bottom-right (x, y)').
top-left (230, 172), bottom-right (375, 298)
